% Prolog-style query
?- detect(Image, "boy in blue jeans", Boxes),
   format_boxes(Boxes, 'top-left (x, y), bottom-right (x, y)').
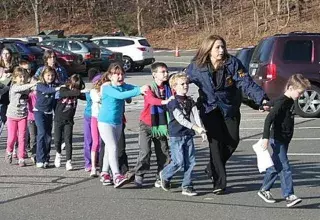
top-left (160, 73), bottom-right (207, 196)
top-left (258, 74), bottom-right (311, 207)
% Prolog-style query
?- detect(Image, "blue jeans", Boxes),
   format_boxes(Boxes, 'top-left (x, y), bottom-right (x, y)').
top-left (261, 139), bottom-right (294, 198)
top-left (161, 135), bottom-right (196, 188)
top-left (35, 111), bottom-right (53, 163)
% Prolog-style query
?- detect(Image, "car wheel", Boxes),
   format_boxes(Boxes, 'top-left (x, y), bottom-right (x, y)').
top-left (295, 84), bottom-right (320, 118)
top-left (134, 65), bottom-right (144, 72)
top-left (123, 56), bottom-right (133, 72)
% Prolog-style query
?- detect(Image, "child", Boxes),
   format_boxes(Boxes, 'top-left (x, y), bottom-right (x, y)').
top-left (54, 74), bottom-right (86, 171)
top-left (98, 62), bottom-right (149, 188)
top-left (83, 69), bottom-right (101, 172)
top-left (5, 67), bottom-right (37, 166)
top-left (159, 73), bottom-right (207, 196)
top-left (34, 66), bottom-right (60, 168)
top-left (89, 75), bottom-right (102, 176)
top-left (28, 88), bottom-right (37, 164)
top-left (129, 62), bottom-right (172, 187)
top-left (258, 74), bottom-right (311, 208)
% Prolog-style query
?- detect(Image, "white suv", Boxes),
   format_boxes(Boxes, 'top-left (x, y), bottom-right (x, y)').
top-left (92, 36), bottom-right (155, 72)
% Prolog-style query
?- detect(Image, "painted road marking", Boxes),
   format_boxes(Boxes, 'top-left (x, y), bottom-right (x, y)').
top-left (240, 127), bottom-right (320, 130)
top-left (242, 137), bottom-right (320, 141)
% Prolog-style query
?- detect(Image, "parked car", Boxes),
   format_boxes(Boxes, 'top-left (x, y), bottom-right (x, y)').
top-left (91, 36), bottom-right (155, 72)
top-left (40, 45), bottom-right (86, 75)
top-left (39, 38), bottom-right (102, 72)
top-left (235, 46), bottom-right (255, 72)
top-left (28, 36), bottom-right (51, 42)
top-left (14, 41), bottom-right (44, 75)
top-left (100, 47), bottom-right (123, 71)
top-left (235, 46), bottom-right (258, 109)
top-left (5, 37), bottom-right (38, 43)
top-left (249, 32), bottom-right (320, 117)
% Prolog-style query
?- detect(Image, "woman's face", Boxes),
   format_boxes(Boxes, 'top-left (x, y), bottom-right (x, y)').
top-left (1, 49), bottom-right (11, 63)
top-left (210, 40), bottom-right (225, 62)
top-left (47, 54), bottom-right (56, 67)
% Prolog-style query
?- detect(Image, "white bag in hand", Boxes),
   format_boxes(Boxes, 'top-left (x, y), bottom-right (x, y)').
top-left (252, 138), bottom-right (274, 173)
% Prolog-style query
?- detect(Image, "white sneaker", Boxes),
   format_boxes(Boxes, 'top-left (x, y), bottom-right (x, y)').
top-left (66, 160), bottom-right (73, 171)
top-left (36, 162), bottom-right (44, 168)
top-left (90, 168), bottom-right (98, 177)
top-left (54, 153), bottom-right (62, 168)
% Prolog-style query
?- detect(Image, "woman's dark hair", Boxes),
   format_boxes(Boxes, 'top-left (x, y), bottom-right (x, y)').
top-left (194, 35), bottom-right (229, 68)
top-left (38, 66), bottom-right (57, 84)
top-left (66, 74), bottom-right (85, 90)
top-left (106, 62), bottom-right (125, 78)
top-left (42, 50), bottom-right (56, 66)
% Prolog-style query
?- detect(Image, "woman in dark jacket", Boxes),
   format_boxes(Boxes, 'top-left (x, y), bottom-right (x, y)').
top-left (186, 35), bottom-right (268, 194)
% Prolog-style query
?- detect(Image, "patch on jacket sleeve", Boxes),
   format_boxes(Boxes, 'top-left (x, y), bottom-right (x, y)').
top-left (238, 69), bottom-right (246, 78)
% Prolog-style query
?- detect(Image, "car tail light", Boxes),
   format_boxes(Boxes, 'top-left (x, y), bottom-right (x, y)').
top-left (266, 63), bottom-right (277, 80)
top-left (62, 55), bottom-right (74, 62)
top-left (108, 54), bottom-right (116, 60)
top-left (84, 53), bottom-right (93, 59)
top-left (28, 54), bottom-right (36, 62)
top-left (137, 47), bottom-right (146, 51)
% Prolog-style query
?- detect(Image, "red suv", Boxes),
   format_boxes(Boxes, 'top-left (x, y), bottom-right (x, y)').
top-left (249, 32), bottom-right (320, 117)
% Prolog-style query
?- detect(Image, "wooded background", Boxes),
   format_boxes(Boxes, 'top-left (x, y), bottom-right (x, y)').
top-left (1, 0), bottom-right (320, 48)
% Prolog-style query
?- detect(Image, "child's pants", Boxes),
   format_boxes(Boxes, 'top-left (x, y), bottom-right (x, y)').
top-left (161, 135), bottom-right (196, 189)
top-left (260, 139), bottom-right (294, 198)
top-left (83, 115), bottom-right (92, 169)
top-left (91, 117), bottom-right (101, 152)
top-left (98, 122), bottom-right (122, 176)
top-left (28, 120), bottom-right (37, 156)
top-left (6, 117), bottom-right (27, 159)
top-left (35, 112), bottom-right (53, 163)
top-left (54, 119), bottom-right (74, 161)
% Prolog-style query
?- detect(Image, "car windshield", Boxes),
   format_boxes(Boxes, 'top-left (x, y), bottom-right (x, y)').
top-left (251, 37), bottom-right (275, 63)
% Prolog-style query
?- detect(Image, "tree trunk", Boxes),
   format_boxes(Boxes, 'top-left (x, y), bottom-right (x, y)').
top-left (137, 0), bottom-right (142, 36)
top-left (211, 0), bottom-right (215, 28)
top-left (191, 0), bottom-right (199, 27)
top-left (197, 0), bottom-right (210, 31)
top-left (295, 0), bottom-right (300, 21)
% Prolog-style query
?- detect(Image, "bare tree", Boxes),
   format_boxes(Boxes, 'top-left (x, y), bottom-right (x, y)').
top-left (29, 0), bottom-right (43, 34)
top-left (136, 0), bottom-right (151, 36)
top-left (191, 0), bottom-right (199, 27)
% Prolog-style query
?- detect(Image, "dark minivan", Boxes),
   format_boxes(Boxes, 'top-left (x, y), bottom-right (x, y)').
top-left (249, 32), bottom-right (320, 117)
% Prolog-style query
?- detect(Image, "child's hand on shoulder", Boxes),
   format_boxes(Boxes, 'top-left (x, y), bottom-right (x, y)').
top-left (55, 86), bottom-right (61, 91)
top-left (161, 95), bottom-right (175, 105)
top-left (140, 85), bottom-right (149, 95)
top-left (81, 89), bottom-right (90, 93)
top-left (201, 133), bottom-right (207, 142)
top-left (261, 138), bottom-right (269, 150)
top-left (192, 125), bottom-right (206, 135)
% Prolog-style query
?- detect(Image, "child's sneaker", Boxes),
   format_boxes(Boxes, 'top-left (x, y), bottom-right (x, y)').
top-left (258, 190), bottom-right (276, 203)
top-left (44, 162), bottom-right (49, 169)
top-left (154, 178), bottom-right (161, 188)
top-left (66, 160), bottom-right (73, 171)
top-left (85, 167), bottom-right (91, 172)
top-left (159, 171), bottom-right (170, 191)
top-left (36, 162), bottom-right (44, 168)
top-left (18, 159), bottom-right (26, 167)
top-left (101, 173), bottom-right (113, 186)
top-left (54, 153), bottom-right (62, 168)
top-left (286, 195), bottom-right (302, 207)
top-left (30, 156), bottom-right (36, 165)
top-left (5, 153), bottom-right (13, 164)
top-left (134, 175), bottom-right (143, 187)
top-left (113, 175), bottom-right (128, 188)
top-left (90, 168), bottom-right (98, 177)
top-left (182, 187), bottom-right (198, 196)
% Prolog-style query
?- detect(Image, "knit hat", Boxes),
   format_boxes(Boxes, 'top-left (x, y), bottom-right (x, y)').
top-left (92, 74), bottom-right (102, 84)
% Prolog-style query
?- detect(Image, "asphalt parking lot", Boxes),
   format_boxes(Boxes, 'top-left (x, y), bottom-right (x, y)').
top-left (0, 51), bottom-right (319, 220)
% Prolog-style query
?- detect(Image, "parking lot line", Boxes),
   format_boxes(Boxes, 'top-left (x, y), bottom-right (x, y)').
top-left (240, 127), bottom-right (320, 130)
